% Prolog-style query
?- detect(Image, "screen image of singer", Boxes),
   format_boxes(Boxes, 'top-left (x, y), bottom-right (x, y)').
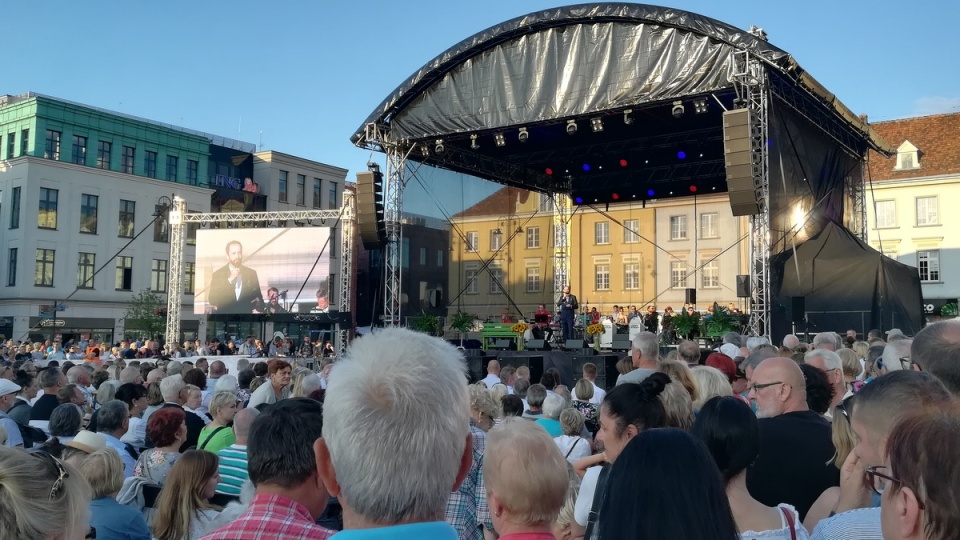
top-left (193, 227), bottom-right (331, 315)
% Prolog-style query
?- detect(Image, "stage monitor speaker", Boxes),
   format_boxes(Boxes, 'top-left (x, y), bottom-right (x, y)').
top-left (685, 288), bottom-right (697, 305)
top-left (736, 275), bottom-right (751, 298)
top-left (723, 109), bottom-right (761, 216)
top-left (565, 339), bottom-right (588, 350)
top-left (611, 334), bottom-right (632, 351)
top-left (494, 339), bottom-right (515, 350)
top-left (791, 296), bottom-right (806, 324)
top-left (356, 170), bottom-right (386, 250)
top-left (526, 339), bottom-right (550, 351)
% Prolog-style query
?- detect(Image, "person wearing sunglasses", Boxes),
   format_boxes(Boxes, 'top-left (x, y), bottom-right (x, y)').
top-left (0, 446), bottom-right (92, 539)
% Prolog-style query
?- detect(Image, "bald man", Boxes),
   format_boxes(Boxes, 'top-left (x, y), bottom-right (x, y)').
top-left (481, 360), bottom-right (501, 388)
top-left (746, 358), bottom-right (839, 521)
top-left (215, 407), bottom-right (260, 496)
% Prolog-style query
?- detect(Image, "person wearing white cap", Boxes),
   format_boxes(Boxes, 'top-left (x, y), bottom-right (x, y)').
top-left (0, 379), bottom-right (24, 447)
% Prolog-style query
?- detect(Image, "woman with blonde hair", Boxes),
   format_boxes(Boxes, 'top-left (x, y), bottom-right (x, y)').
top-left (469, 383), bottom-right (498, 431)
top-left (289, 367), bottom-right (312, 397)
top-left (804, 395), bottom-right (858, 531)
top-left (197, 392), bottom-right (239, 454)
top-left (571, 379), bottom-right (598, 435)
top-left (690, 365), bottom-right (733, 410)
top-left (80, 448), bottom-right (151, 539)
top-left (151, 450), bottom-right (221, 540)
top-left (0, 446), bottom-right (92, 539)
top-left (837, 348), bottom-right (862, 393)
top-left (489, 383), bottom-right (509, 405)
top-left (555, 408), bottom-right (591, 463)
top-left (484, 419), bottom-right (569, 538)
top-left (658, 360), bottom-right (699, 403)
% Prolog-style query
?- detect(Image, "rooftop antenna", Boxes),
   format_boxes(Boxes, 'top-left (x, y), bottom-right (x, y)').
top-left (259, 130), bottom-right (263, 151)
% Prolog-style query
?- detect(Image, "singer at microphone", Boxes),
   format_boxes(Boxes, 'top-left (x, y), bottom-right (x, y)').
top-left (556, 285), bottom-right (579, 340)
top-left (261, 286), bottom-right (288, 314)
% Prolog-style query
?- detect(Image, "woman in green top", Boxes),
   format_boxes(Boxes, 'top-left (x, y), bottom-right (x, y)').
top-left (197, 391), bottom-right (238, 454)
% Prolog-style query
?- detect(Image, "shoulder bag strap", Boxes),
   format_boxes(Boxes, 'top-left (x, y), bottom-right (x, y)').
top-left (564, 437), bottom-right (583, 459)
top-left (781, 506), bottom-right (797, 540)
top-left (198, 426), bottom-right (228, 450)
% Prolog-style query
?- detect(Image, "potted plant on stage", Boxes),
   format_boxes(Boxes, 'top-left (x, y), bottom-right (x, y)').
top-left (449, 310), bottom-right (477, 349)
top-left (511, 321), bottom-right (529, 351)
top-left (671, 310), bottom-right (698, 341)
top-left (586, 323), bottom-right (605, 352)
top-left (410, 311), bottom-right (441, 337)
top-left (705, 302), bottom-right (740, 338)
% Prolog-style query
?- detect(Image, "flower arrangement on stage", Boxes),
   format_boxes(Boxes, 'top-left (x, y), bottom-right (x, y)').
top-left (585, 323), bottom-right (604, 336)
top-left (511, 322), bottom-right (529, 334)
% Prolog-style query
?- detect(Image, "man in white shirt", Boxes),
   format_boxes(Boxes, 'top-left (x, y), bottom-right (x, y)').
top-left (580, 362), bottom-right (606, 405)
top-left (480, 360), bottom-right (501, 388)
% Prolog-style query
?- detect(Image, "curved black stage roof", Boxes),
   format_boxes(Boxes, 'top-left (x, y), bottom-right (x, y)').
top-left (353, 3), bottom-right (891, 204)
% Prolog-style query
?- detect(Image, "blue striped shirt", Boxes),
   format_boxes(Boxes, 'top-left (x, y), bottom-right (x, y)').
top-left (215, 444), bottom-right (249, 495)
top-left (810, 508), bottom-right (882, 540)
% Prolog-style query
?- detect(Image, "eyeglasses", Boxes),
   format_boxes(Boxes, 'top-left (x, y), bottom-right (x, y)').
top-left (865, 466), bottom-right (926, 509)
top-left (30, 450), bottom-right (68, 500)
top-left (899, 356), bottom-right (920, 371)
top-left (835, 394), bottom-right (855, 421)
top-left (749, 381), bottom-right (788, 393)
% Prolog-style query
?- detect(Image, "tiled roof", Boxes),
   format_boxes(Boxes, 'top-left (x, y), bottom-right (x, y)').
top-left (867, 112), bottom-right (960, 181)
top-left (452, 187), bottom-right (519, 218)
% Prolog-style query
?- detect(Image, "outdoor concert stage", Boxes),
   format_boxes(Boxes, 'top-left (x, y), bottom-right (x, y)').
top-left (463, 348), bottom-right (624, 391)
top-left (353, 3), bottom-right (924, 339)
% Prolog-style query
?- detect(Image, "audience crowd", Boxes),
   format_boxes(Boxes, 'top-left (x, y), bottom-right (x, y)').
top-left (0, 320), bottom-right (958, 540)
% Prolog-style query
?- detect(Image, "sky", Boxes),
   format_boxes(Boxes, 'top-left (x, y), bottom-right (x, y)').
top-left (6, 0), bottom-right (960, 185)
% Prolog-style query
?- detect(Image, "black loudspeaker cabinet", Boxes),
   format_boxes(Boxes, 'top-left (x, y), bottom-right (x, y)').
top-left (494, 339), bottom-right (515, 350)
top-left (565, 339), bottom-right (588, 350)
top-left (791, 296), bottom-right (806, 324)
top-left (526, 339), bottom-right (549, 351)
top-left (611, 334), bottom-right (632, 351)
top-left (723, 109), bottom-right (761, 216)
top-left (685, 288), bottom-right (697, 305)
top-left (736, 275), bottom-right (751, 298)
top-left (356, 170), bottom-right (386, 250)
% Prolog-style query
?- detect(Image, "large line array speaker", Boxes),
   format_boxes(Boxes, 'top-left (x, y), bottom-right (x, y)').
top-left (723, 109), bottom-right (761, 216)
top-left (356, 169), bottom-right (386, 250)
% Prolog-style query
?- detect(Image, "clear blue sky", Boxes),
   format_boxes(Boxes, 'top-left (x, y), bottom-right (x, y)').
top-left (7, 0), bottom-right (959, 182)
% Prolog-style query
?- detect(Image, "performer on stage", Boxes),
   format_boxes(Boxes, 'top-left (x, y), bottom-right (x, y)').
top-left (208, 240), bottom-right (264, 314)
top-left (556, 285), bottom-right (579, 340)
top-left (533, 304), bottom-right (553, 342)
top-left (642, 305), bottom-right (659, 334)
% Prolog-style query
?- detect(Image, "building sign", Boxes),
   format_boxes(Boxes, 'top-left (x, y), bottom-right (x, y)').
top-left (40, 319), bottom-right (66, 327)
top-left (922, 298), bottom-right (958, 316)
top-left (211, 174), bottom-right (244, 190)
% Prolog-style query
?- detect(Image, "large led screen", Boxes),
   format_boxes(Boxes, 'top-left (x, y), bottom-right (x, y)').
top-left (194, 228), bottom-right (331, 315)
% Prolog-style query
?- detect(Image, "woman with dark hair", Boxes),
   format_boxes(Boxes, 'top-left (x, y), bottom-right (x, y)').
top-left (117, 382), bottom-right (150, 448)
top-left (598, 428), bottom-right (739, 539)
top-left (48, 403), bottom-right (83, 443)
top-left (246, 359), bottom-right (292, 408)
top-left (693, 396), bottom-right (809, 539)
top-left (799, 363), bottom-right (835, 417)
top-left (236, 369), bottom-right (256, 404)
top-left (572, 372), bottom-right (671, 537)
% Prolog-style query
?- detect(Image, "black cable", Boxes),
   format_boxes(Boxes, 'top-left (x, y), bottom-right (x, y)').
top-left (289, 204), bottom-right (348, 307)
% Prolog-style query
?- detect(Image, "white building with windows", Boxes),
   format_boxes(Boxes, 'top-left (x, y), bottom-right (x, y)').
top-left (866, 113), bottom-right (960, 321)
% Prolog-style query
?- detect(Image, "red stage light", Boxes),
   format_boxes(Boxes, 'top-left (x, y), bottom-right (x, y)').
top-left (689, 186), bottom-right (698, 193)
top-left (619, 159), bottom-right (628, 167)
top-left (545, 167), bottom-right (553, 175)
top-left (612, 193), bottom-right (620, 200)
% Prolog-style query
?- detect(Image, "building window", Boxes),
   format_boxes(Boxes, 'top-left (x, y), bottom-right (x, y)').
top-left (328, 182), bottom-right (338, 209)
top-left (9, 186), bottom-right (20, 229)
top-left (702, 259), bottom-right (720, 288)
top-left (916, 196), bottom-right (938, 226)
top-left (38, 187), bottom-right (58, 229)
top-left (45, 130), bottom-right (61, 160)
top-left (700, 213), bottom-right (718, 239)
top-left (116, 256), bottom-right (133, 291)
top-left (490, 230), bottom-right (503, 251)
top-left (670, 261), bottom-right (689, 288)
top-left (185, 262), bottom-right (195, 294)
top-left (437, 250), bottom-right (444, 267)
top-left (918, 250), bottom-right (940, 282)
top-left (489, 267), bottom-right (504, 294)
top-left (34, 249), bottom-right (55, 287)
top-left (72, 135), bottom-right (87, 165)
top-left (80, 194), bottom-right (98, 234)
top-left (278, 170), bottom-right (288, 202)
top-left (670, 216), bottom-right (687, 240)
top-left (624, 262), bottom-right (640, 290)
top-left (595, 264), bottom-right (610, 291)
top-left (526, 227), bottom-right (540, 249)
top-left (186, 159), bottom-right (198, 185)
top-left (165, 155), bottom-right (178, 181)
top-left (118, 200), bottom-right (135, 238)
top-left (296, 174), bottom-right (306, 205)
top-left (313, 178), bottom-right (322, 208)
top-left (144, 150), bottom-right (157, 178)
top-left (526, 267), bottom-right (541, 292)
top-left (624, 219), bottom-right (639, 243)
top-left (151, 259), bottom-right (168, 292)
top-left (595, 222), bottom-right (610, 244)
top-left (97, 141), bottom-right (112, 169)
top-left (465, 268), bottom-right (478, 294)
top-left (77, 252), bottom-right (95, 289)
top-left (466, 231), bottom-right (479, 252)
top-left (154, 218), bottom-right (168, 243)
top-left (6, 132), bottom-right (13, 159)
top-left (121, 146), bottom-right (135, 174)
top-left (895, 141), bottom-right (920, 171)
top-left (20, 129), bottom-right (28, 155)
top-left (186, 213), bottom-right (198, 246)
top-left (419, 247), bottom-right (427, 265)
top-left (539, 192), bottom-right (554, 212)
top-left (6, 248), bottom-right (16, 286)
top-left (875, 200), bottom-right (896, 228)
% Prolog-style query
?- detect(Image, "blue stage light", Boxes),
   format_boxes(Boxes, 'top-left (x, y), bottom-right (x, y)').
top-left (677, 151), bottom-right (686, 159)
top-left (647, 189), bottom-right (655, 197)
top-left (574, 197), bottom-right (583, 204)
top-left (582, 164), bottom-right (591, 171)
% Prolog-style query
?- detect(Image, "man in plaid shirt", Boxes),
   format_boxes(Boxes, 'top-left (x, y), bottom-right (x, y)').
top-left (445, 421), bottom-right (494, 539)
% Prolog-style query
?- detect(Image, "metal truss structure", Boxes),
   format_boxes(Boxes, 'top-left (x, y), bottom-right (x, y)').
top-left (732, 49), bottom-right (772, 338)
top-left (553, 193), bottom-right (571, 299)
top-left (383, 145), bottom-right (413, 327)
top-left (851, 167), bottom-right (867, 241)
top-left (164, 202), bottom-right (352, 349)
top-left (336, 189), bottom-right (355, 354)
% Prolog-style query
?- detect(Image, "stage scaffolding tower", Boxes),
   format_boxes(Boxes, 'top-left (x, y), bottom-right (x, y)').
top-left (553, 193), bottom-right (571, 301)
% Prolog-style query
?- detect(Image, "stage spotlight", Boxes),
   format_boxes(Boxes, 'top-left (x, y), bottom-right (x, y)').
top-left (590, 117), bottom-right (603, 132)
top-left (545, 167), bottom-right (553, 175)
top-left (566, 119), bottom-right (578, 135)
top-left (574, 197), bottom-right (583, 204)
top-left (693, 98), bottom-right (708, 114)
top-left (518, 127), bottom-right (529, 142)
top-left (434, 139), bottom-right (445, 154)
top-left (690, 186), bottom-right (698, 193)
top-left (672, 100), bottom-right (685, 118)
top-left (494, 133), bottom-right (506, 147)
top-left (612, 193), bottom-right (620, 200)
top-left (677, 151), bottom-right (686, 159)
top-left (582, 164), bottom-right (590, 171)
top-left (619, 159), bottom-right (628, 167)
top-left (647, 189), bottom-right (655, 197)
top-left (623, 109), bottom-right (634, 125)
top-left (420, 144), bottom-right (430, 157)
top-left (470, 134), bottom-right (479, 150)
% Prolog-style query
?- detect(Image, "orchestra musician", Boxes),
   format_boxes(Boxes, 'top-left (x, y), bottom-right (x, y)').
top-left (532, 304), bottom-right (553, 342)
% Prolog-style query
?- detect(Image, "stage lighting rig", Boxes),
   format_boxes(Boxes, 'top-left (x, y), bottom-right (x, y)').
top-left (590, 117), bottom-right (604, 132)
top-left (434, 139), bottom-right (445, 154)
top-left (672, 100), bottom-right (685, 118)
top-left (518, 127), bottom-right (529, 142)
top-left (566, 119), bottom-right (578, 135)
top-left (470, 134), bottom-right (479, 149)
top-left (623, 109), bottom-right (634, 125)
top-left (494, 132), bottom-right (506, 147)
top-left (693, 98), bottom-right (708, 114)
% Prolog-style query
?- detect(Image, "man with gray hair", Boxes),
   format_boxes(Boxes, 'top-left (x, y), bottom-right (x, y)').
top-left (811, 332), bottom-right (840, 352)
top-left (746, 336), bottom-right (771, 351)
top-left (96, 399), bottom-right (137, 477)
top-left (66, 365), bottom-right (94, 408)
top-left (146, 368), bottom-right (166, 385)
top-left (782, 334), bottom-right (800, 351)
top-left (741, 346), bottom-right (779, 386)
top-left (522, 383), bottom-right (547, 419)
top-left (165, 359), bottom-right (183, 377)
top-left (911, 319), bottom-right (960, 394)
top-left (119, 366), bottom-right (144, 386)
top-left (876, 339), bottom-right (913, 377)
top-left (677, 340), bottom-right (701, 366)
top-left (147, 374), bottom-right (203, 451)
top-left (804, 349), bottom-right (846, 415)
top-left (617, 331), bottom-right (659, 385)
top-left (316, 327), bottom-right (473, 537)
top-left (722, 332), bottom-right (742, 347)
